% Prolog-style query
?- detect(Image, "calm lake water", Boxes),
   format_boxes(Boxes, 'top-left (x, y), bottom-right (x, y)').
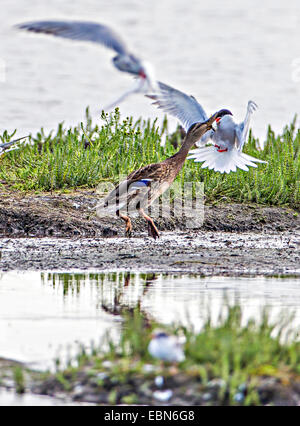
top-left (0, 0), bottom-right (299, 138)
top-left (1, 271), bottom-right (300, 371)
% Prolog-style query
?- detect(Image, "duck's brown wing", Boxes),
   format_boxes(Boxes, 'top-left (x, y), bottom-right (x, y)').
top-left (98, 163), bottom-right (165, 216)
top-left (127, 162), bottom-right (165, 181)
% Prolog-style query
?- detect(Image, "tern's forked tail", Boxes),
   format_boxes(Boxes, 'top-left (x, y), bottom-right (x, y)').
top-left (188, 146), bottom-right (267, 174)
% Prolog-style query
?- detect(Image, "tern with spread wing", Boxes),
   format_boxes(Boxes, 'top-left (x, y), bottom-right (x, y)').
top-left (0, 135), bottom-right (29, 155)
top-left (17, 20), bottom-right (157, 109)
top-left (97, 109), bottom-right (232, 239)
top-left (148, 82), bottom-right (266, 174)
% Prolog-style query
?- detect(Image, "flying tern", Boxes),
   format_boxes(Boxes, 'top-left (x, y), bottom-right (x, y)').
top-left (17, 20), bottom-right (158, 110)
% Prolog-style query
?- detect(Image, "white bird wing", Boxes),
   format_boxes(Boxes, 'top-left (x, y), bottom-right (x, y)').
top-left (104, 78), bottom-right (149, 111)
top-left (0, 136), bottom-right (29, 154)
top-left (0, 140), bottom-right (16, 150)
top-left (148, 82), bottom-right (210, 133)
top-left (235, 101), bottom-right (258, 151)
top-left (188, 146), bottom-right (267, 174)
top-left (17, 21), bottom-right (129, 55)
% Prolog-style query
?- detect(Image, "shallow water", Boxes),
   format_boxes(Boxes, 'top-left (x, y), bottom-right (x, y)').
top-left (0, 0), bottom-right (299, 138)
top-left (0, 271), bottom-right (300, 372)
top-left (0, 388), bottom-right (86, 406)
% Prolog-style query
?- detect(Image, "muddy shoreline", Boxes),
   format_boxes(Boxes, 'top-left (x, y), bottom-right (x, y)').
top-left (0, 232), bottom-right (299, 276)
top-left (1, 188), bottom-right (299, 237)
top-left (0, 189), bottom-right (299, 275)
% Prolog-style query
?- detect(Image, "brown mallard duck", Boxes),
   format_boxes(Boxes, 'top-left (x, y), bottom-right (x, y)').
top-left (98, 109), bottom-right (232, 239)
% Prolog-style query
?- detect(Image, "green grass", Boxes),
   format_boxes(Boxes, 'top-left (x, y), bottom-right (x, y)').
top-left (0, 109), bottom-right (299, 209)
top-left (13, 366), bottom-right (25, 394)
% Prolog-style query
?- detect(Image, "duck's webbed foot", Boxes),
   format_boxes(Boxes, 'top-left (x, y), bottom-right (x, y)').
top-left (148, 221), bottom-right (160, 240)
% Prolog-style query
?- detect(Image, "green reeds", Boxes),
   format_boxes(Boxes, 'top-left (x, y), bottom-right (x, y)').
top-left (0, 110), bottom-right (299, 209)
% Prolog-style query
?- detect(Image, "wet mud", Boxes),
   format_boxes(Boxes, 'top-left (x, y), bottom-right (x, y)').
top-left (0, 189), bottom-right (299, 276)
top-left (0, 232), bottom-right (298, 276)
top-left (0, 189), bottom-right (299, 238)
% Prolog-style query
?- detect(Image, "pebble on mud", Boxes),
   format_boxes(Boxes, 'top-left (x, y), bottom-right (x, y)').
top-left (153, 389), bottom-right (173, 402)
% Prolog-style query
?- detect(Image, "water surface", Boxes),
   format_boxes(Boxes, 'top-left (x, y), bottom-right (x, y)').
top-left (1, 271), bottom-right (300, 371)
top-left (0, 0), bottom-right (299, 138)
top-left (0, 388), bottom-right (84, 406)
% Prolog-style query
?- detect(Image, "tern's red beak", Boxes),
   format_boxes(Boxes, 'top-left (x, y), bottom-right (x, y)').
top-left (139, 70), bottom-right (147, 79)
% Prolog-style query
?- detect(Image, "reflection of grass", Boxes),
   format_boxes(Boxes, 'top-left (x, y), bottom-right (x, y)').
top-left (0, 110), bottom-right (299, 209)
top-left (29, 304), bottom-right (300, 406)
top-left (41, 273), bottom-right (88, 296)
top-left (41, 271), bottom-right (156, 297)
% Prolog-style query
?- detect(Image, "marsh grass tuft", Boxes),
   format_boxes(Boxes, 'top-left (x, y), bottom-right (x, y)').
top-left (0, 110), bottom-right (299, 209)
top-left (13, 366), bottom-right (25, 394)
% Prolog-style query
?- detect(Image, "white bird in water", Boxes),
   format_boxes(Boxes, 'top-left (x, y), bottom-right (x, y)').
top-left (148, 82), bottom-right (267, 174)
top-left (17, 20), bottom-right (158, 110)
top-left (148, 331), bottom-right (185, 363)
